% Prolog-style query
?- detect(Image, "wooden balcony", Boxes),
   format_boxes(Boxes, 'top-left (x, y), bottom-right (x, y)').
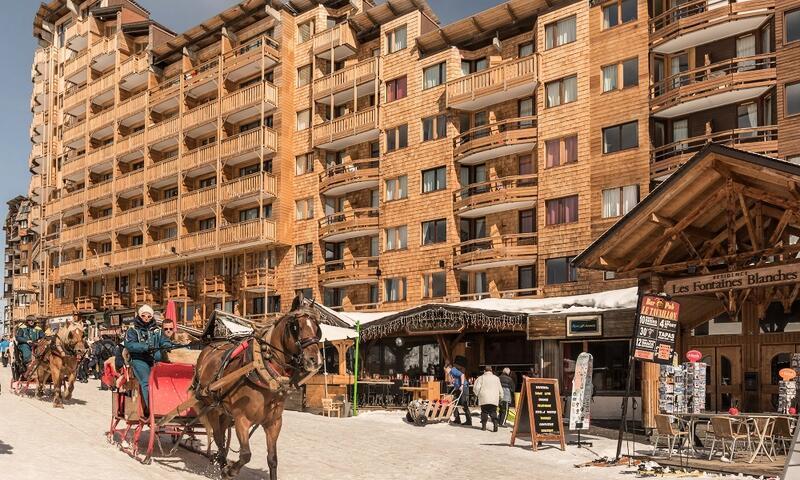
top-left (182, 186), bottom-right (217, 212)
top-left (453, 175), bottom-right (538, 218)
top-left (85, 217), bottom-right (112, 237)
top-left (87, 180), bottom-right (112, 199)
top-left (219, 172), bottom-right (276, 204)
top-left (146, 158), bottom-right (178, 183)
top-left (150, 75), bottom-right (180, 104)
top-left (12, 275), bottom-right (34, 292)
top-left (313, 107), bottom-right (379, 150)
top-left (651, 54), bottom-right (776, 117)
top-left (64, 51), bottom-right (88, 79)
top-left (220, 82), bottom-right (278, 116)
top-left (61, 189), bottom-right (87, 211)
top-left (132, 286), bottom-right (158, 305)
top-left (183, 100), bottom-right (218, 130)
top-left (60, 224), bottom-right (85, 244)
top-left (89, 108), bottom-right (115, 133)
top-left (59, 258), bottom-right (84, 278)
top-left (318, 257), bottom-right (379, 287)
top-left (63, 84), bottom-right (88, 112)
top-left (101, 292), bottom-right (129, 310)
top-left (62, 154), bottom-right (86, 178)
top-left (163, 281), bottom-right (195, 301)
top-left (89, 71), bottom-right (115, 99)
top-left (87, 145), bottom-right (113, 168)
top-left (239, 267), bottom-right (275, 292)
top-left (220, 127), bottom-right (276, 159)
top-left (319, 159), bottom-right (379, 196)
top-left (222, 35), bottom-right (280, 81)
top-left (453, 233), bottom-right (538, 271)
top-left (75, 295), bottom-right (99, 312)
top-left (119, 53), bottom-right (148, 78)
top-left (115, 207), bottom-right (144, 228)
top-left (454, 116), bottom-right (538, 165)
top-left (149, 117), bottom-right (180, 143)
top-left (319, 208), bottom-right (379, 242)
top-left (201, 275), bottom-right (230, 298)
top-left (184, 58), bottom-right (219, 91)
top-left (182, 143), bottom-right (217, 171)
top-left (113, 246), bottom-right (143, 267)
top-left (63, 120), bottom-right (87, 145)
top-left (314, 57), bottom-right (379, 101)
top-left (651, 125), bottom-right (779, 180)
top-left (650, 0), bottom-right (774, 53)
top-left (219, 219), bottom-right (276, 245)
top-left (89, 35), bottom-right (121, 60)
top-left (117, 92), bottom-right (146, 119)
top-left (116, 169), bottom-right (144, 192)
top-left (117, 131), bottom-right (145, 156)
top-left (180, 230), bottom-right (216, 253)
top-left (146, 238), bottom-right (179, 260)
top-left (312, 23), bottom-right (357, 61)
top-left (446, 55), bottom-right (538, 111)
top-left (146, 198), bottom-right (178, 220)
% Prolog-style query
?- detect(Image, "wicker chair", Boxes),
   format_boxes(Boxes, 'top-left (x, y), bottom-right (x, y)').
top-left (771, 417), bottom-right (795, 455)
top-left (652, 414), bottom-right (690, 459)
top-left (708, 417), bottom-right (751, 460)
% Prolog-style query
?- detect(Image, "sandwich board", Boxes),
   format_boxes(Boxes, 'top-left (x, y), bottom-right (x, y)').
top-left (510, 377), bottom-right (565, 451)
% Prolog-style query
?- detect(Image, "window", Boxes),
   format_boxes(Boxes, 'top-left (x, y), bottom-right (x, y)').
top-left (461, 58), bottom-right (488, 75)
top-left (295, 243), bottom-right (313, 265)
top-left (384, 277), bottom-right (407, 302)
top-left (519, 209), bottom-right (536, 233)
top-left (544, 15), bottom-right (576, 50)
top-left (164, 187), bottom-right (178, 199)
top-left (546, 256), bottom-right (577, 285)
top-left (602, 185), bottom-right (639, 218)
top-left (295, 153), bottom-right (314, 175)
top-left (545, 135), bottom-right (578, 167)
top-left (787, 9), bottom-right (800, 43)
top-left (386, 25), bottom-right (407, 53)
top-left (295, 199), bottom-right (314, 220)
top-left (199, 176), bottom-right (216, 188)
top-left (602, 65), bottom-right (617, 92)
top-left (296, 109), bottom-right (310, 130)
top-left (385, 226), bottom-right (407, 251)
top-left (787, 82), bottom-right (800, 116)
top-left (199, 217), bottom-right (216, 231)
top-left (385, 175), bottom-right (408, 201)
top-left (240, 164), bottom-right (259, 176)
top-left (422, 114), bottom-right (447, 141)
top-left (132, 235), bottom-right (143, 246)
top-left (545, 75), bottom-right (577, 107)
top-left (603, 0), bottom-right (636, 29)
top-left (545, 195), bottom-right (579, 225)
top-left (239, 207), bottom-right (259, 222)
top-left (100, 242), bottom-right (112, 253)
top-left (385, 124), bottom-right (408, 152)
top-left (422, 272), bottom-right (446, 299)
top-left (602, 121), bottom-right (638, 153)
top-left (422, 166), bottom-right (446, 193)
top-left (519, 266), bottom-right (536, 291)
top-left (519, 42), bottom-right (534, 58)
top-left (421, 219), bottom-right (447, 245)
top-left (423, 62), bottom-right (446, 89)
top-left (386, 76), bottom-right (407, 102)
top-left (622, 58), bottom-right (638, 87)
top-left (297, 64), bottom-right (312, 87)
top-left (298, 20), bottom-right (314, 43)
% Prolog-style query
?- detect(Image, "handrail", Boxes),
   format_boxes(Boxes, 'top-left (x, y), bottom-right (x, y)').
top-left (453, 116), bottom-right (538, 148)
top-left (652, 125), bottom-right (778, 162)
top-left (320, 158), bottom-right (379, 181)
top-left (455, 232), bottom-right (538, 252)
top-left (319, 256), bottom-right (379, 275)
top-left (446, 55), bottom-right (537, 101)
top-left (652, 53), bottom-right (776, 97)
top-left (453, 174), bottom-right (539, 202)
top-left (319, 207), bottom-right (379, 227)
top-left (649, 0), bottom-right (772, 34)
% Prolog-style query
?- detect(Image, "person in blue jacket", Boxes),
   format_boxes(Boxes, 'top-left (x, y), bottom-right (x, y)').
top-left (15, 315), bottom-right (44, 368)
top-left (449, 362), bottom-right (472, 426)
top-left (124, 305), bottom-right (178, 412)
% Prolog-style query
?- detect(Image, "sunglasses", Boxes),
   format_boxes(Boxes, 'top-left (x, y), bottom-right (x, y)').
top-left (164, 328), bottom-right (174, 332)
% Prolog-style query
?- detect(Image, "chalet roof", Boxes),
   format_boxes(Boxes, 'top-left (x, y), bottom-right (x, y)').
top-left (350, 0), bottom-right (439, 37)
top-left (34, 0), bottom-right (151, 39)
top-left (573, 144), bottom-right (800, 275)
top-left (415, 0), bottom-right (561, 54)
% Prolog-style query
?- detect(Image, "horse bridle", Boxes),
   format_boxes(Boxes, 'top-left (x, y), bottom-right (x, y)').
top-left (256, 310), bottom-right (321, 380)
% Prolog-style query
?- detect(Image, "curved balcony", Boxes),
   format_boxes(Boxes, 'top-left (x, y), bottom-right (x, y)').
top-left (319, 208), bottom-right (379, 242)
top-left (446, 55), bottom-right (538, 111)
top-left (319, 159), bottom-right (379, 196)
top-left (239, 267), bottom-right (276, 292)
top-left (651, 54), bottom-right (776, 118)
top-left (454, 175), bottom-right (538, 218)
top-left (318, 257), bottom-right (379, 287)
top-left (313, 107), bottom-right (379, 150)
top-left (651, 125), bottom-right (778, 179)
top-left (454, 116), bottom-right (537, 165)
top-left (650, 0), bottom-right (774, 54)
top-left (453, 233), bottom-right (538, 271)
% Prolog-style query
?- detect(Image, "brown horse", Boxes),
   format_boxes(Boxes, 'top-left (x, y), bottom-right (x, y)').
top-left (193, 302), bottom-right (322, 479)
top-left (32, 321), bottom-right (88, 407)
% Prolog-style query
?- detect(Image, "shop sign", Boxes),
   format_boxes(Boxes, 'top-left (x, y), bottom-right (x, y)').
top-left (566, 315), bottom-right (602, 337)
top-left (633, 295), bottom-right (680, 364)
top-left (664, 263), bottom-right (800, 296)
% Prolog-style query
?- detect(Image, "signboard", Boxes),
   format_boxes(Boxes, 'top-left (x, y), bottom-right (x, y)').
top-left (633, 295), bottom-right (680, 364)
top-left (569, 352), bottom-right (593, 431)
top-left (665, 263), bottom-right (800, 296)
top-left (510, 378), bottom-right (565, 451)
top-left (566, 315), bottom-right (602, 337)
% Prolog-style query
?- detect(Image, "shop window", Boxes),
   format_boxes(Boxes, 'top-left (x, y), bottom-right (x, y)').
top-left (545, 195), bottom-right (578, 225)
top-left (546, 256), bottom-right (577, 284)
top-left (544, 15), bottom-right (576, 50)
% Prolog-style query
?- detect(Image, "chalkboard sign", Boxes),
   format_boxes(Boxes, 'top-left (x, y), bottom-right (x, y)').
top-left (633, 294), bottom-right (680, 365)
top-left (510, 378), bottom-right (565, 451)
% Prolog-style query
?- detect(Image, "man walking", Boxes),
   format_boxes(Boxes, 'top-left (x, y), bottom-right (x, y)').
top-left (448, 362), bottom-right (472, 426)
top-left (473, 365), bottom-right (502, 432)
top-left (498, 367), bottom-right (517, 427)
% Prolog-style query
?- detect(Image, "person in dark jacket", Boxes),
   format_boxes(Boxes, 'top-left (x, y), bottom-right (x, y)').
top-left (15, 316), bottom-right (43, 368)
top-left (124, 305), bottom-right (178, 411)
top-left (448, 363), bottom-right (472, 426)
top-left (498, 367), bottom-right (517, 427)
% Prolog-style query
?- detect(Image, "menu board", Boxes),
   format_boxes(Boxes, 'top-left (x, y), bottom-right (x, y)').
top-left (510, 378), bottom-right (565, 452)
top-left (633, 294), bottom-right (680, 365)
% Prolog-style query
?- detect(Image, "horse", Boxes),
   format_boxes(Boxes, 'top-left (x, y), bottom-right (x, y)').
top-left (192, 300), bottom-right (322, 479)
top-left (31, 321), bottom-right (88, 407)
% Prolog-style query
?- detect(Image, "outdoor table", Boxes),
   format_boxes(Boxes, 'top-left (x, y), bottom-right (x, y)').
top-left (400, 386), bottom-right (427, 401)
top-left (746, 414), bottom-right (779, 464)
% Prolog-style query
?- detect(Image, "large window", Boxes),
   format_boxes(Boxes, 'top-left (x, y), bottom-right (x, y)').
top-left (297, 64), bottom-right (312, 87)
top-left (546, 256), bottom-right (577, 284)
top-left (295, 243), bottom-right (313, 265)
top-left (422, 114), bottom-right (447, 141)
top-left (386, 124), bottom-right (408, 151)
top-left (385, 226), bottom-right (407, 251)
top-left (545, 195), bottom-right (578, 225)
top-left (602, 59), bottom-right (637, 92)
top-left (295, 198), bottom-right (314, 220)
top-left (423, 62), bottom-right (447, 89)
top-left (545, 75), bottom-right (577, 107)
top-left (422, 166), bottom-right (447, 193)
top-left (421, 219), bottom-right (447, 245)
top-left (602, 121), bottom-right (638, 153)
top-left (544, 15), bottom-right (576, 50)
top-left (602, 185), bottom-right (639, 218)
top-left (296, 109), bottom-right (310, 130)
top-left (603, 0), bottom-right (637, 29)
top-left (422, 272), bottom-right (446, 299)
top-left (295, 153), bottom-right (314, 175)
top-left (297, 20), bottom-right (315, 43)
top-left (787, 9), bottom-right (800, 43)
top-left (386, 25), bottom-right (407, 53)
top-left (386, 76), bottom-right (407, 102)
top-left (563, 340), bottom-right (633, 393)
top-left (384, 277), bottom-right (407, 302)
top-left (545, 135), bottom-right (578, 167)
top-left (385, 175), bottom-right (408, 201)
top-left (787, 82), bottom-right (800, 116)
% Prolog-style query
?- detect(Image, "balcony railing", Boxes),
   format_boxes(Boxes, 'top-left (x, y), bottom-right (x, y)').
top-left (220, 82), bottom-right (278, 115)
top-left (63, 83), bottom-right (88, 109)
top-left (220, 172), bottom-right (276, 203)
top-left (62, 154), bottom-right (86, 178)
top-left (318, 257), bottom-right (379, 287)
top-left (182, 186), bottom-right (217, 211)
top-left (453, 175), bottom-right (538, 216)
top-left (63, 120), bottom-right (87, 144)
top-left (64, 51), bottom-right (88, 79)
top-left (454, 116), bottom-right (538, 163)
top-left (220, 127), bottom-right (276, 158)
top-left (151, 75), bottom-right (180, 103)
top-left (146, 158), bottom-right (178, 183)
top-left (85, 216), bottom-right (112, 237)
top-left (163, 281), bottom-right (195, 300)
top-left (183, 100), bottom-right (218, 130)
top-left (146, 198), bottom-right (178, 219)
top-left (101, 291), bottom-right (128, 309)
top-left (651, 125), bottom-right (779, 179)
top-left (239, 267), bottom-right (275, 291)
top-left (147, 238), bottom-right (179, 259)
top-left (319, 208), bottom-right (379, 240)
top-left (446, 55), bottom-right (538, 110)
top-left (181, 230), bottom-right (216, 252)
top-left (75, 296), bottom-right (99, 312)
top-left (12, 275), bottom-right (33, 292)
top-left (119, 53), bottom-right (149, 78)
top-left (117, 131), bottom-right (145, 155)
top-left (88, 180), bottom-right (112, 199)
top-left (219, 219), bottom-right (276, 245)
top-left (201, 275), bottom-right (230, 297)
top-left (132, 286), bottom-right (158, 305)
top-left (114, 246), bottom-right (143, 267)
top-left (649, 0), bottom-right (774, 47)
top-left (314, 57), bottom-right (379, 100)
top-left (117, 92), bottom-right (146, 119)
top-left (182, 143), bottom-right (217, 171)
top-left (453, 233), bottom-right (538, 270)
top-left (312, 23), bottom-right (357, 59)
top-left (651, 53), bottom-right (777, 114)
top-left (313, 107), bottom-right (378, 148)
top-left (149, 116), bottom-right (180, 143)
top-left (319, 158), bottom-right (380, 196)
top-left (89, 108), bottom-right (115, 133)
top-left (87, 144), bottom-right (114, 165)
top-left (61, 189), bottom-right (87, 211)
top-left (116, 207), bottom-right (144, 228)
top-left (89, 35), bottom-right (120, 59)
top-left (89, 71), bottom-right (115, 99)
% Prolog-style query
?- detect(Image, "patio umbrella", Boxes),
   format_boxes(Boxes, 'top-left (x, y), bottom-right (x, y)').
top-left (164, 299), bottom-right (177, 323)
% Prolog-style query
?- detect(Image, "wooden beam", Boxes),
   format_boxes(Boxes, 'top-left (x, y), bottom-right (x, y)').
top-left (738, 184), bottom-right (800, 213)
top-left (649, 213), bottom-right (716, 241)
top-left (471, 17), bottom-right (485, 33)
top-left (737, 192), bottom-right (759, 251)
top-left (385, 0), bottom-right (399, 16)
top-left (505, 3), bottom-right (519, 22)
top-left (768, 210), bottom-right (794, 246)
top-left (652, 238), bottom-right (675, 266)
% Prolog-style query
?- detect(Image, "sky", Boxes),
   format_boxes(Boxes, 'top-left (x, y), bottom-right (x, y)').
top-left (0, 0), bottom-right (501, 267)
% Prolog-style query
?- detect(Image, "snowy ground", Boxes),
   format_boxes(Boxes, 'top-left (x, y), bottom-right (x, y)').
top-left (0, 366), bottom-right (752, 479)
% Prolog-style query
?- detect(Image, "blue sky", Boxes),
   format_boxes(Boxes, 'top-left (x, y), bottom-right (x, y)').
top-left (0, 0), bottom-right (500, 251)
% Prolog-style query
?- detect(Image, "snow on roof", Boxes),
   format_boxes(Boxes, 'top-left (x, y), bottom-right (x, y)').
top-left (320, 324), bottom-right (358, 342)
top-left (447, 287), bottom-right (639, 316)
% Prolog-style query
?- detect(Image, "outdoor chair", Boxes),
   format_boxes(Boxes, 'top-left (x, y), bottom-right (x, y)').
top-left (322, 397), bottom-right (342, 418)
top-left (770, 417), bottom-right (795, 455)
top-left (708, 416), bottom-right (751, 461)
top-left (652, 414), bottom-right (690, 459)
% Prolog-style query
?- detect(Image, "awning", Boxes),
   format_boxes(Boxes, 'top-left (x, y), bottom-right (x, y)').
top-left (320, 324), bottom-right (357, 342)
top-left (48, 315), bottom-right (73, 326)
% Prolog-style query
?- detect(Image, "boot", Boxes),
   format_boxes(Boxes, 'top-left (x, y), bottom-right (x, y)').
top-left (481, 422), bottom-right (487, 431)
top-left (493, 421), bottom-right (498, 433)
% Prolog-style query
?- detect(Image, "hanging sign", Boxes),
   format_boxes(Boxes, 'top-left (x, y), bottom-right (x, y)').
top-left (511, 378), bottom-right (565, 452)
top-left (569, 352), bottom-right (593, 431)
top-left (780, 368), bottom-right (797, 382)
top-left (633, 295), bottom-right (680, 364)
top-left (665, 263), bottom-right (800, 296)
top-left (686, 350), bottom-right (702, 363)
